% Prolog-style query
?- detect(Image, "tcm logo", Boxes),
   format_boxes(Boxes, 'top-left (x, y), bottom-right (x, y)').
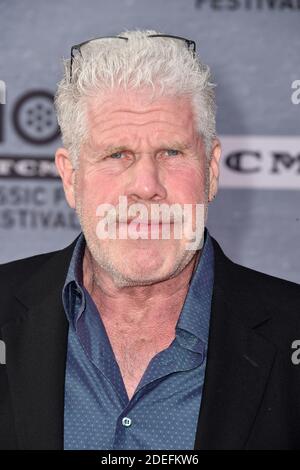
top-left (225, 151), bottom-right (300, 174)
top-left (220, 136), bottom-right (300, 189)
top-left (0, 340), bottom-right (6, 365)
top-left (291, 340), bottom-right (300, 365)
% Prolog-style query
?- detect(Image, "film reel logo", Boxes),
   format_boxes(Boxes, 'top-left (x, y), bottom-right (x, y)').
top-left (12, 90), bottom-right (60, 145)
top-left (0, 87), bottom-right (60, 145)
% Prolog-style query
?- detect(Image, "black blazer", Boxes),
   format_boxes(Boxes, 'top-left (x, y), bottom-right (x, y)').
top-left (0, 235), bottom-right (300, 450)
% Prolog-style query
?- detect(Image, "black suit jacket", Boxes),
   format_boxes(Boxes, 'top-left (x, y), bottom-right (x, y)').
top-left (0, 235), bottom-right (300, 450)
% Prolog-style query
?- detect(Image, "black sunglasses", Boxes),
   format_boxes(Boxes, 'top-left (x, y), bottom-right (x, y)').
top-left (70, 34), bottom-right (196, 81)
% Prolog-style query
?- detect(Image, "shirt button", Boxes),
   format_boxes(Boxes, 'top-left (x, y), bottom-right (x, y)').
top-left (122, 417), bottom-right (132, 427)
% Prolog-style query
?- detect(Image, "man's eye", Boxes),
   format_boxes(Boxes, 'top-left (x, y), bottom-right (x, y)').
top-left (109, 152), bottom-right (124, 159)
top-left (164, 149), bottom-right (181, 157)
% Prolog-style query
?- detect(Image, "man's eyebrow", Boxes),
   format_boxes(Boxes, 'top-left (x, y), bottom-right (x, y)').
top-left (162, 141), bottom-right (191, 151)
top-left (89, 144), bottom-right (129, 157)
top-left (103, 145), bottom-right (129, 155)
top-left (90, 141), bottom-right (191, 155)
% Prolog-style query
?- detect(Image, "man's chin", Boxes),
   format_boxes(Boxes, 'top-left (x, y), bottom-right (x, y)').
top-left (119, 259), bottom-right (170, 282)
top-left (87, 237), bottom-right (193, 287)
top-left (105, 249), bottom-right (177, 286)
top-left (111, 268), bottom-right (175, 288)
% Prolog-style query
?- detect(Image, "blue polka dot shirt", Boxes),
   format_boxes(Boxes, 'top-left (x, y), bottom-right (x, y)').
top-left (62, 229), bottom-right (214, 450)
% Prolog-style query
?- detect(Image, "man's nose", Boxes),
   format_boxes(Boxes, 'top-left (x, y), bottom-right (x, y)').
top-left (124, 155), bottom-right (167, 201)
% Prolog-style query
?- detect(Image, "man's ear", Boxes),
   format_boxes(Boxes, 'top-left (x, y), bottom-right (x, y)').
top-left (55, 147), bottom-right (76, 209)
top-left (208, 138), bottom-right (221, 202)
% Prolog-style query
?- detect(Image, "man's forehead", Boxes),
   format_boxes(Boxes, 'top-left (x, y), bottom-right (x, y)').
top-left (86, 89), bottom-right (195, 120)
top-left (85, 90), bottom-right (199, 150)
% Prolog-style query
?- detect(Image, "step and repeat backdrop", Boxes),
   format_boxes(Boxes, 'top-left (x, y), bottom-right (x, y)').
top-left (0, 0), bottom-right (299, 281)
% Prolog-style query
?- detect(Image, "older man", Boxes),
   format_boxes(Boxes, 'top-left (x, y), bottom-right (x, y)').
top-left (0, 30), bottom-right (300, 450)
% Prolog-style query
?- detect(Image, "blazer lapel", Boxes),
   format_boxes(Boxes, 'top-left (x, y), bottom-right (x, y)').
top-left (194, 239), bottom-right (277, 450)
top-left (1, 238), bottom-right (78, 449)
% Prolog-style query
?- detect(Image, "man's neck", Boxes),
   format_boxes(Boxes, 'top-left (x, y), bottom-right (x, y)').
top-left (82, 247), bottom-right (201, 330)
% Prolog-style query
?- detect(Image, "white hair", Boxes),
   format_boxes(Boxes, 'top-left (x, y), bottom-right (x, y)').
top-left (54, 29), bottom-right (217, 168)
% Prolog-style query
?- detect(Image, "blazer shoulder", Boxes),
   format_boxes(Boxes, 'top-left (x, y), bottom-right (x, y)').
top-left (211, 236), bottom-right (300, 327)
top-left (0, 236), bottom-right (79, 291)
top-left (211, 235), bottom-right (300, 292)
top-left (0, 250), bottom-right (59, 286)
top-left (0, 237), bottom-right (79, 327)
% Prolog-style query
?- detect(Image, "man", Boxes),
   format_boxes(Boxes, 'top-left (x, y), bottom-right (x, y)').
top-left (0, 30), bottom-right (300, 450)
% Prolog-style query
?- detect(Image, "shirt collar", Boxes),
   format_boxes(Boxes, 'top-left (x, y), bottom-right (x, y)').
top-left (63, 228), bottom-right (214, 344)
top-left (175, 228), bottom-right (214, 349)
top-left (62, 232), bottom-right (86, 327)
